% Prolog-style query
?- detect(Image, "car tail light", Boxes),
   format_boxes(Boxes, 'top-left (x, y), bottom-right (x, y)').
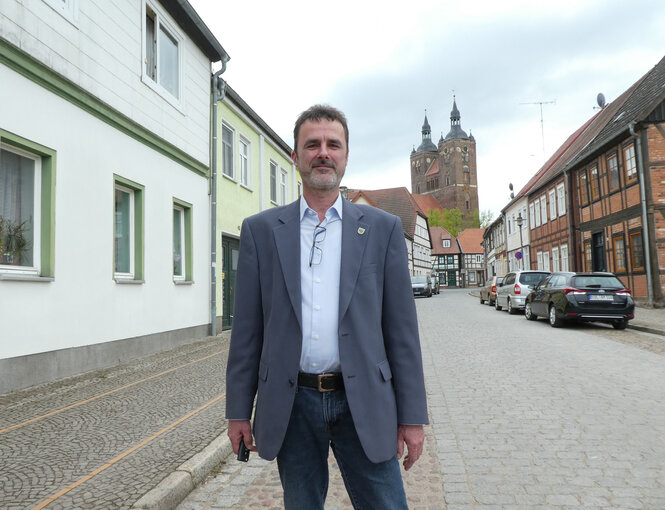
top-left (615, 288), bottom-right (631, 295)
top-left (514, 284), bottom-right (521, 295)
top-left (563, 287), bottom-right (585, 295)
top-left (491, 285), bottom-right (496, 293)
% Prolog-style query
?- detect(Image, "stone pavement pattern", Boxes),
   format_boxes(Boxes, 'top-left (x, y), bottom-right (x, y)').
top-left (179, 290), bottom-right (665, 509)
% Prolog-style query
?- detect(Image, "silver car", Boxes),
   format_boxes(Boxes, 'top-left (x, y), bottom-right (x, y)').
top-left (495, 270), bottom-right (550, 314)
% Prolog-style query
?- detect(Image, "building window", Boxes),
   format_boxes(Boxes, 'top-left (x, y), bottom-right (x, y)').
top-left (607, 154), bottom-right (620, 191)
top-left (279, 169), bottom-right (287, 205)
top-left (269, 161), bottom-right (277, 203)
top-left (556, 183), bottom-right (566, 216)
top-left (624, 144), bottom-right (637, 183)
top-left (143, 2), bottom-right (181, 101)
top-left (534, 198), bottom-right (541, 227)
top-left (0, 133), bottom-right (56, 278)
top-left (561, 243), bottom-right (569, 271)
top-left (578, 169), bottom-right (589, 205)
top-left (548, 189), bottom-right (556, 219)
top-left (612, 236), bottom-right (626, 273)
top-left (443, 239), bottom-right (450, 248)
top-left (542, 251), bottom-right (550, 271)
top-left (222, 124), bottom-right (234, 179)
top-left (584, 241), bottom-right (592, 271)
top-left (540, 195), bottom-right (547, 224)
top-left (173, 199), bottom-right (192, 281)
top-left (114, 176), bottom-right (144, 281)
top-left (630, 232), bottom-right (644, 270)
top-left (239, 137), bottom-right (250, 186)
top-left (589, 165), bottom-right (600, 201)
top-left (0, 146), bottom-right (40, 271)
top-left (536, 251), bottom-right (543, 270)
top-left (552, 247), bottom-right (560, 272)
top-left (529, 202), bottom-right (535, 229)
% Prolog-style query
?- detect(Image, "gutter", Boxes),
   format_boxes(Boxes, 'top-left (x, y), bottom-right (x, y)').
top-left (629, 121), bottom-right (654, 307)
top-left (210, 58), bottom-right (229, 336)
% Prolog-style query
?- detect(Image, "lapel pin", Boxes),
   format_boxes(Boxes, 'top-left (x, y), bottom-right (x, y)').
top-left (357, 227), bottom-right (366, 235)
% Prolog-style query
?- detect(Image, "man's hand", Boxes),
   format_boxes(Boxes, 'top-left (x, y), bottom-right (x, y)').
top-left (228, 420), bottom-right (257, 454)
top-left (396, 424), bottom-right (425, 471)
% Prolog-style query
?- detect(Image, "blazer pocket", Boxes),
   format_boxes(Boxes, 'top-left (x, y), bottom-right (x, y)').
top-left (259, 360), bottom-right (269, 382)
top-left (377, 360), bottom-right (392, 382)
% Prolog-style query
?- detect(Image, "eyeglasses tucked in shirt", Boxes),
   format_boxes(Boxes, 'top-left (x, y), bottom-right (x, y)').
top-left (309, 225), bottom-right (326, 267)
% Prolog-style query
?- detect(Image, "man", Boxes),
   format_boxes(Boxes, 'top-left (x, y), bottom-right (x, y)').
top-left (226, 104), bottom-right (428, 509)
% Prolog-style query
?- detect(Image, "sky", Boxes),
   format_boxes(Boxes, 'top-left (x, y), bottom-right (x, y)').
top-left (188, 0), bottom-right (665, 219)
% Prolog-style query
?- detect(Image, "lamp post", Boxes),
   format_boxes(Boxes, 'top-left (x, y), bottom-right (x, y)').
top-left (516, 212), bottom-right (524, 270)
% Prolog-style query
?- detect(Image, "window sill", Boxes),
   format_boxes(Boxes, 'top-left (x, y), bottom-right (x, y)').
top-left (114, 278), bottom-right (145, 284)
top-left (222, 173), bottom-right (237, 183)
top-left (240, 183), bottom-right (253, 192)
top-left (174, 279), bottom-right (194, 285)
top-left (0, 273), bottom-right (54, 282)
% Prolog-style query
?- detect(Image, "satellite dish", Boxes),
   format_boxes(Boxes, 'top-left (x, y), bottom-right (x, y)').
top-left (597, 93), bottom-right (606, 109)
top-left (509, 183), bottom-right (514, 191)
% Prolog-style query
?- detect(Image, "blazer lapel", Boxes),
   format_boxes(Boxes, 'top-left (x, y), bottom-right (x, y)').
top-left (274, 202), bottom-right (302, 330)
top-left (339, 200), bottom-right (369, 319)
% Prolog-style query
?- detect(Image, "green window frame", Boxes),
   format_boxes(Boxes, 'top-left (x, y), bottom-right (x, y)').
top-left (113, 175), bottom-right (144, 282)
top-left (173, 198), bottom-right (193, 282)
top-left (0, 129), bottom-right (56, 280)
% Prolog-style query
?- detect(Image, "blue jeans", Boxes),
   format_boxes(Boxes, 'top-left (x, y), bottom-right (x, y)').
top-left (276, 386), bottom-right (408, 510)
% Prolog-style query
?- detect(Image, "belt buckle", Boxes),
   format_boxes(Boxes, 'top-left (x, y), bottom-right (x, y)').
top-left (317, 373), bottom-right (334, 392)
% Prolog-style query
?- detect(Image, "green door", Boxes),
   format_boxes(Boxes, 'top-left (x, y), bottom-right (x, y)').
top-left (222, 237), bottom-right (240, 330)
top-left (447, 271), bottom-right (456, 287)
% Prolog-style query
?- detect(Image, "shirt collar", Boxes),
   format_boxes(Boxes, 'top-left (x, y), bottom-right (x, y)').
top-left (300, 193), bottom-right (344, 223)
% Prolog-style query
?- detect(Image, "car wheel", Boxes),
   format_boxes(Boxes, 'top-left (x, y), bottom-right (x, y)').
top-left (495, 298), bottom-right (502, 311)
top-left (548, 305), bottom-right (563, 328)
top-left (507, 299), bottom-right (518, 315)
top-left (612, 319), bottom-right (628, 330)
top-left (525, 302), bottom-right (538, 321)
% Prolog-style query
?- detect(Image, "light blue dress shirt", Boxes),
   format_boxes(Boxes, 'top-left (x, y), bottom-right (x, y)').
top-left (299, 194), bottom-right (343, 373)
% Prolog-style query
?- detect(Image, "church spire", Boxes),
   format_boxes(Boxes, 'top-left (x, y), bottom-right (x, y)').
top-left (417, 109), bottom-right (437, 152)
top-left (445, 96), bottom-right (469, 140)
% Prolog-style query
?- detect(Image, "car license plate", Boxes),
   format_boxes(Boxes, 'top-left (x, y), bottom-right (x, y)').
top-left (589, 295), bottom-right (613, 301)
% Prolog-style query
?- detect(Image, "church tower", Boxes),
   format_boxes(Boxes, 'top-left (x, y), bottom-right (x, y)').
top-left (410, 99), bottom-right (479, 224)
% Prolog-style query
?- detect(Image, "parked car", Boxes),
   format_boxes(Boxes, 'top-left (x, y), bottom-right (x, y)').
top-left (479, 275), bottom-right (504, 306)
top-left (411, 275), bottom-right (432, 297)
top-left (429, 275), bottom-right (440, 295)
top-left (524, 272), bottom-right (635, 329)
top-left (495, 270), bottom-right (550, 314)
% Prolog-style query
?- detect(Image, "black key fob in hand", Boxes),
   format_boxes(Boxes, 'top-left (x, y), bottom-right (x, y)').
top-left (237, 439), bottom-right (250, 462)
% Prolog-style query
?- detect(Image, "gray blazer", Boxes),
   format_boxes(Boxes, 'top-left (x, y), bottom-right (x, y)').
top-left (225, 198), bottom-right (428, 463)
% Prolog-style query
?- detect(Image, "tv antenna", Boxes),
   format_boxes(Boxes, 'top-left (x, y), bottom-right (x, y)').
top-left (520, 100), bottom-right (556, 161)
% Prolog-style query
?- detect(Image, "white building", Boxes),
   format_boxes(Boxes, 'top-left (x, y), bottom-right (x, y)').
top-left (0, 0), bottom-right (229, 393)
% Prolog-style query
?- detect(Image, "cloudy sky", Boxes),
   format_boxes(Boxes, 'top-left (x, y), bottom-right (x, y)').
top-left (189, 0), bottom-right (665, 219)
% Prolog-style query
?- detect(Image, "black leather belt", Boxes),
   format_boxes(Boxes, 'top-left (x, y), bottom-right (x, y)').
top-left (298, 372), bottom-right (344, 392)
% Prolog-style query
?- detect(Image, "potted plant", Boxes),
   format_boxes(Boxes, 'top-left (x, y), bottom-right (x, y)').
top-left (0, 216), bottom-right (31, 266)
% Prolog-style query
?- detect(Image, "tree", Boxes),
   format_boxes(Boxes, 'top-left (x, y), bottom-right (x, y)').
top-left (427, 208), bottom-right (464, 236)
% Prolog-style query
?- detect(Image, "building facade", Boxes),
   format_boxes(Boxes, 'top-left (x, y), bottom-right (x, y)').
top-left (0, 0), bottom-right (228, 393)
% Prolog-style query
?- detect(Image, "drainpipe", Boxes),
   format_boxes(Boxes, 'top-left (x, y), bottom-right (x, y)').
top-left (210, 59), bottom-right (228, 337)
top-left (629, 121), bottom-right (653, 307)
top-left (563, 169), bottom-right (575, 270)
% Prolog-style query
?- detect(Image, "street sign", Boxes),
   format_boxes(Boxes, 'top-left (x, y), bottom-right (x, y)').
top-left (515, 251), bottom-right (523, 260)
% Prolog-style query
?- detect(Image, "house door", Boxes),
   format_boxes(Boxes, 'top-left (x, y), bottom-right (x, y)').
top-left (447, 271), bottom-right (456, 287)
top-left (222, 237), bottom-right (240, 330)
top-left (592, 231), bottom-right (606, 272)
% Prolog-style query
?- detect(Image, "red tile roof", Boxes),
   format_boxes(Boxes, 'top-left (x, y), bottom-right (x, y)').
top-left (457, 228), bottom-right (485, 254)
top-left (412, 193), bottom-right (444, 216)
top-left (348, 187), bottom-right (426, 239)
top-left (429, 226), bottom-right (460, 255)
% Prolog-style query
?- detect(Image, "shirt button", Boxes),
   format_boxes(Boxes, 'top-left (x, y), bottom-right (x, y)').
top-left (314, 305), bottom-right (321, 310)
top-left (315, 278), bottom-right (321, 283)
top-left (313, 334), bottom-right (319, 340)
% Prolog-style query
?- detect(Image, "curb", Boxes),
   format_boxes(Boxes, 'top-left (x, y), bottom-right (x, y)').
top-left (627, 324), bottom-right (665, 337)
top-left (131, 431), bottom-right (233, 510)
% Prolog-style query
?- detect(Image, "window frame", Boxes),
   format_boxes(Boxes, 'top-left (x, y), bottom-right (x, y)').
top-left (578, 169), bottom-right (589, 206)
top-left (279, 168), bottom-right (287, 205)
top-left (607, 153), bottom-right (620, 192)
top-left (560, 243), bottom-right (569, 272)
top-left (556, 182), bottom-right (566, 216)
top-left (584, 240), bottom-right (592, 272)
top-left (173, 198), bottom-right (193, 282)
top-left (113, 175), bottom-right (145, 282)
top-left (629, 231), bottom-right (644, 271)
top-left (142, 1), bottom-right (184, 107)
top-left (221, 123), bottom-right (235, 180)
top-left (552, 246), bottom-right (560, 272)
top-left (548, 189), bottom-right (556, 219)
top-left (589, 164), bottom-right (600, 201)
top-left (269, 161), bottom-right (277, 204)
top-left (612, 235), bottom-right (626, 273)
top-left (624, 144), bottom-right (638, 184)
top-left (534, 198), bottom-right (541, 227)
top-left (529, 202), bottom-right (535, 229)
top-left (540, 195), bottom-right (547, 224)
top-left (0, 130), bottom-right (56, 280)
top-left (238, 136), bottom-right (250, 187)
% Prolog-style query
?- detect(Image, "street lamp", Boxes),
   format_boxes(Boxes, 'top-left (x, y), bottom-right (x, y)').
top-left (516, 212), bottom-right (524, 270)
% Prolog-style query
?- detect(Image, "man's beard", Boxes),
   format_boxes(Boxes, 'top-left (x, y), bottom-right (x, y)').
top-left (305, 159), bottom-right (342, 190)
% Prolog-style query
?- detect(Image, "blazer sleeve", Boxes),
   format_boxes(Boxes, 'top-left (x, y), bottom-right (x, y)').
top-left (381, 216), bottom-right (429, 425)
top-left (225, 218), bottom-right (264, 420)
